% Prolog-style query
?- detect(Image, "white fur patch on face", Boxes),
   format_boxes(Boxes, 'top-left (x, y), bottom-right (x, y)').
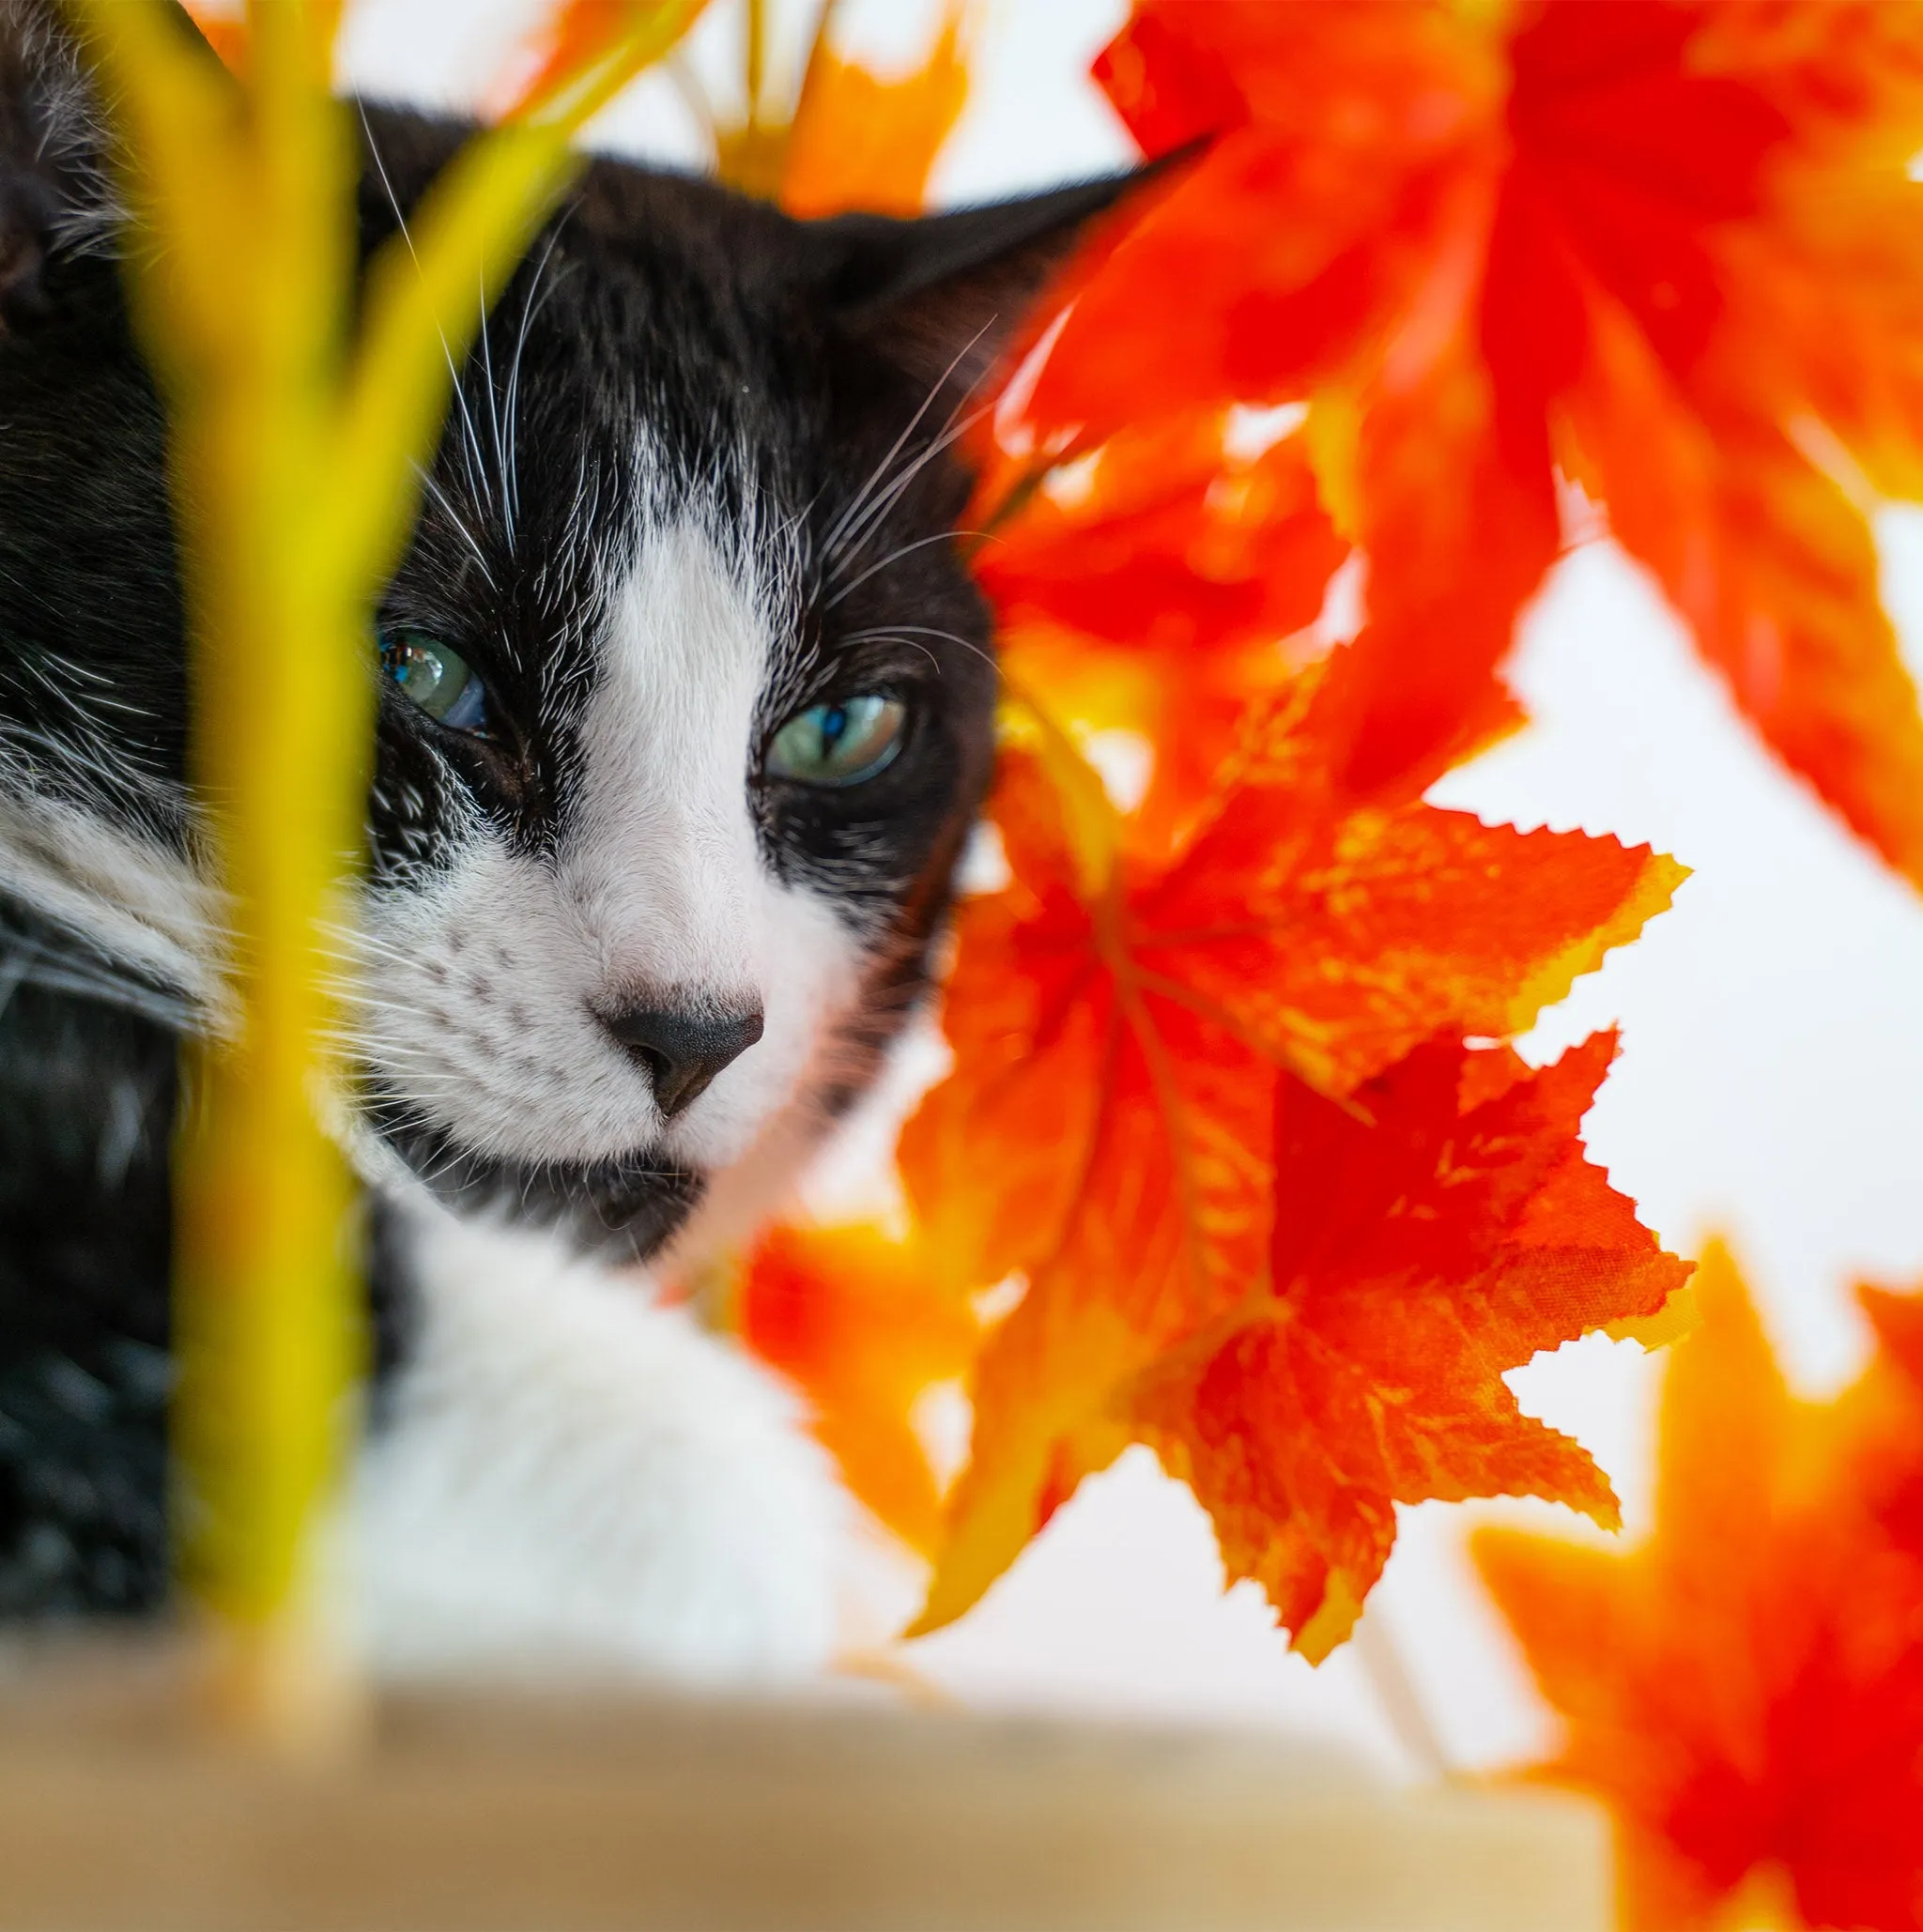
top-left (350, 518), bottom-right (867, 1178)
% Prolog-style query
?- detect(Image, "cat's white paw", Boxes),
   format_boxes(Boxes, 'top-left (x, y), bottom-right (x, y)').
top-left (351, 1201), bottom-right (842, 1683)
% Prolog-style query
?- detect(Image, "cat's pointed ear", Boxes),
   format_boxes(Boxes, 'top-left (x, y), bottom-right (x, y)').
top-left (813, 171), bottom-right (1157, 403)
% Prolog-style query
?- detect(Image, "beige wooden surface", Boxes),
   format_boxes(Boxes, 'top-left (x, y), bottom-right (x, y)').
top-left (0, 1638), bottom-right (1609, 1932)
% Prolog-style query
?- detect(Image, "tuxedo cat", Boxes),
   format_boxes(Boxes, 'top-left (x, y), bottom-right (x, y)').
top-left (0, 0), bottom-right (1130, 1677)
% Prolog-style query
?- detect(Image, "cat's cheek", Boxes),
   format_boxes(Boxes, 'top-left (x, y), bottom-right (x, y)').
top-left (348, 826), bottom-right (659, 1169)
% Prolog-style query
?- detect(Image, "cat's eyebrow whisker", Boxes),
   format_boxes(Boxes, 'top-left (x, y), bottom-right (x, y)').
top-left (441, 345), bottom-right (494, 528)
top-left (502, 225), bottom-right (568, 544)
top-left (362, 105), bottom-right (500, 544)
top-left (838, 622), bottom-right (996, 672)
top-left (823, 529), bottom-right (991, 609)
top-left (824, 410), bottom-right (967, 580)
top-left (833, 632), bottom-right (943, 676)
top-left (476, 270), bottom-right (513, 554)
top-left (818, 321), bottom-right (993, 561)
top-left (825, 393), bottom-right (994, 581)
top-left (546, 437), bottom-right (606, 667)
top-left (823, 330), bottom-right (1002, 577)
top-left (416, 468), bottom-right (499, 592)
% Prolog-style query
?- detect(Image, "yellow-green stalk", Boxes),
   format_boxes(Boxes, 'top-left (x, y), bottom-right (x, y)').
top-left (73, 0), bottom-right (703, 1749)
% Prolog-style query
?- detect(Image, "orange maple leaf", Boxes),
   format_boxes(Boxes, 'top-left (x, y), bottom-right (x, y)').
top-left (1476, 1246), bottom-right (1923, 1931)
top-left (737, 1222), bottom-right (977, 1556)
top-left (1006, 0), bottom-right (1923, 871)
top-left (503, 2), bottom-right (968, 211)
top-left (779, 6), bottom-right (971, 220)
top-left (492, 1), bottom-right (640, 116)
top-left (179, 4), bottom-right (250, 74)
top-left (1135, 1032), bottom-right (1690, 1661)
top-left (903, 687), bottom-right (1687, 1650)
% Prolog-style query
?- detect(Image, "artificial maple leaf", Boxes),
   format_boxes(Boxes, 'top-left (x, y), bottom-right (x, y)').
top-left (737, 1221), bottom-right (977, 1556)
top-left (1000, 0), bottom-right (1923, 874)
top-left (511, 0), bottom-right (970, 212)
top-left (488, 0), bottom-right (715, 119)
top-left (179, 3), bottom-right (250, 75)
top-left (1476, 1246), bottom-right (1923, 1931)
top-left (492, 1), bottom-right (638, 115)
top-left (779, 5), bottom-right (970, 219)
top-left (904, 700), bottom-right (1686, 1646)
top-left (980, 414), bottom-right (1340, 661)
top-left (979, 411), bottom-right (1348, 844)
top-left (1131, 1032), bottom-right (1688, 1661)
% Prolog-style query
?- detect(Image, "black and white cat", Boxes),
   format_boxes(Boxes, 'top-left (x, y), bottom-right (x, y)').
top-left (0, 0), bottom-right (1131, 1677)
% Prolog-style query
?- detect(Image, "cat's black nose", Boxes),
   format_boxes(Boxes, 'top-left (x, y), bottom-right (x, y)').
top-left (600, 1003), bottom-right (765, 1118)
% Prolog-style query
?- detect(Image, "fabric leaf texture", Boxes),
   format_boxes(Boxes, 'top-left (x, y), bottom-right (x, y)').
top-left (904, 698), bottom-right (1688, 1650)
top-left (998, 0), bottom-right (1923, 871)
top-left (1477, 1247), bottom-right (1923, 1931)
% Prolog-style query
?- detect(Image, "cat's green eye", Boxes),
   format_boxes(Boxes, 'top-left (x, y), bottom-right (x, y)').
top-left (766, 695), bottom-right (906, 789)
top-left (378, 628), bottom-right (487, 733)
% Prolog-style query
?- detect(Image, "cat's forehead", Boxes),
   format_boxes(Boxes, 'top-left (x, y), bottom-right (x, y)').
top-left (362, 124), bottom-right (834, 478)
top-left (366, 157), bottom-right (997, 883)
top-left (352, 107), bottom-right (1144, 622)
top-left (383, 187), bottom-right (824, 635)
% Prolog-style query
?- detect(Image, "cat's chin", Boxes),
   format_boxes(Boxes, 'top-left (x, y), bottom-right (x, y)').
top-left (370, 1101), bottom-right (704, 1263)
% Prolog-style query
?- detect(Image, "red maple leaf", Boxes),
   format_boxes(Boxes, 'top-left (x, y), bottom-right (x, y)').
top-left (999, 0), bottom-right (1923, 874)
top-left (902, 683), bottom-right (1687, 1650)
top-left (978, 411), bottom-right (1349, 847)
top-left (1132, 1032), bottom-right (1689, 1659)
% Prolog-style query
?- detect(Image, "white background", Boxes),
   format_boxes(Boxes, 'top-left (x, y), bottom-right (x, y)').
top-left (325, 0), bottom-right (1923, 1779)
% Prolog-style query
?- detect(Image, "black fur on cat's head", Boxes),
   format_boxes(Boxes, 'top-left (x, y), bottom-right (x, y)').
top-left (0, 0), bottom-right (1140, 1264)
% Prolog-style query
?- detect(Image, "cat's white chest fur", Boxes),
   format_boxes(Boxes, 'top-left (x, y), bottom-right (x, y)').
top-left (352, 1199), bottom-right (843, 1680)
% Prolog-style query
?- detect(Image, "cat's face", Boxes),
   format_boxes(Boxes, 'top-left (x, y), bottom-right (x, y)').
top-left (0, 30), bottom-right (1131, 1265)
top-left (320, 120), bottom-right (1134, 1262)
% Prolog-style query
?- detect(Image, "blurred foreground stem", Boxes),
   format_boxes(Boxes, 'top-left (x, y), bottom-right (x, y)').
top-left (75, 0), bottom-right (700, 1751)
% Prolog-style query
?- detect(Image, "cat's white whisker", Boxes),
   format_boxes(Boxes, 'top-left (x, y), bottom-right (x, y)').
top-left (415, 467), bottom-right (499, 591)
top-left (823, 390), bottom-right (995, 578)
top-left (502, 225), bottom-right (567, 544)
top-left (823, 528), bottom-right (992, 608)
top-left (817, 323), bottom-right (987, 560)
